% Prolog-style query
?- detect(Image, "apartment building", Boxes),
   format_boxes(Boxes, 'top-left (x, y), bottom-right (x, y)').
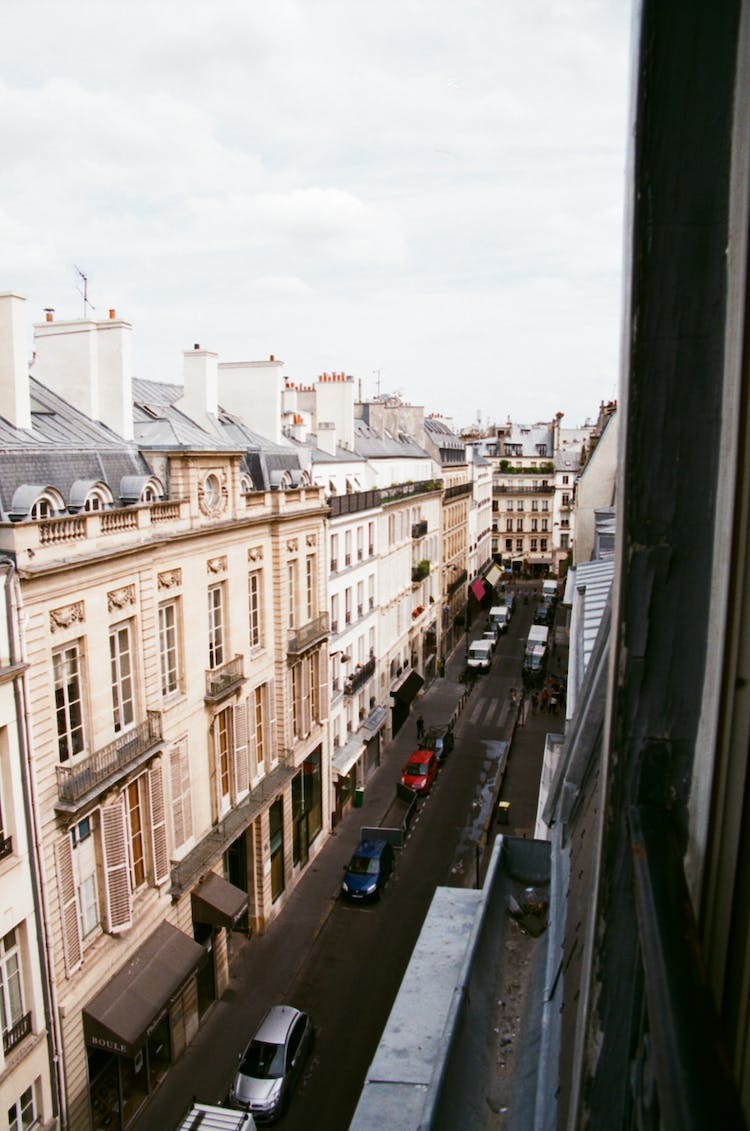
top-left (0, 558), bottom-right (57, 1129)
top-left (0, 295), bottom-right (329, 1130)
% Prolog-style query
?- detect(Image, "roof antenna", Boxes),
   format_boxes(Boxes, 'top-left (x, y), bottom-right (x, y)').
top-left (74, 265), bottom-right (96, 318)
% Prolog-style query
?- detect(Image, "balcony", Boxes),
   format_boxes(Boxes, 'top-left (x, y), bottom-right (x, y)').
top-left (287, 612), bottom-right (330, 656)
top-left (56, 710), bottom-right (163, 808)
top-left (344, 656), bottom-right (376, 696)
top-left (412, 560), bottom-right (431, 583)
top-left (447, 568), bottom-right (467, 596)
top-left (205, 655), bottom-right (246, 702)
top-left (411, 519), bottom-right (428, 538)
top-left (329, 489), bottom-right (381, 517)
top-left (493, 484), bottom-right (554, 496)
top-left (444, 481), bottom-right (472, 501)
top-left (3, 1011), bottom-right (31, 1055)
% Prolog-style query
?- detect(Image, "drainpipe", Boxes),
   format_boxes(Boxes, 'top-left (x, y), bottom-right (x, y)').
top-left (2, 556), bottom-right (65, 1127)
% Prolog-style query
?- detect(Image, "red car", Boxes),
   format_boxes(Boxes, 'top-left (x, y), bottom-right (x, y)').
top-left (401, 750), bottom-right (439, 796)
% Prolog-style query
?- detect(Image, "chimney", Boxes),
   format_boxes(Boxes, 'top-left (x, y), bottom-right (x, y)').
top-left (33, 309), bottom-right (133, 439)
top-left (0, 293), bottom-right (32, 430)
top-left (316, 372), bottom-right (355, 450)
top-left (179, 345), bottom-right (219, 428)
top-left (217, 357), bottom-right (284, 444)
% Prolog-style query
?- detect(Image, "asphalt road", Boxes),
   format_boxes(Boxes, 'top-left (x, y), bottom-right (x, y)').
top-left (277, 598), bottom-right (543, 1131)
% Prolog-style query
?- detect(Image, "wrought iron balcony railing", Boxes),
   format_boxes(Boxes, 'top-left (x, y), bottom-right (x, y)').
top-left (3, 1011), bottom-right (31, 1055)
top-left (205, 654), bottom-right (245, 701)
top-left (287, 612), bottom-right (330, 656)
top-left (56, 711), bottom-right (163, 805)
top-left (344, 656), bottom-right (376, 696)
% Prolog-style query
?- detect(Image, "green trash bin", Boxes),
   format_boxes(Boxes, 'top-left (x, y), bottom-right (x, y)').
top-left (353, 786), bottom-right (365, 808)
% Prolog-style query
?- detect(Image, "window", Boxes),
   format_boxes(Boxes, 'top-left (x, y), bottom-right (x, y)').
top-left (531, 538), bottom-right (538, 551)
top-left (516, 538), bottom-right (523, 552)
top-left (357, 527), bottom-right (364, 560)
top-left (562, 475), bottom-right (569, 484)
top-left (505, 539), bottom-right (513, 551)
top-left (158, 601), bottom-right (180, 697)
top-left (71, 817), bottom-right (99, 939)
top-left (127, 779), bottom-right (146, 889)
top-left (368, 521), bottom-right (375, 555)
top-left (288, 562), bottom-right (297, 629)
top-left (506, 501), bottom-right (513, 512)
top-left (330, 533), bottom-right (339, 572)
top-left (208, 585), bottom-right (225, 668)
top-left (254, 685), bottom-right (266, 771)
top-left (0, 929), bottom-right (24, 1039)
top-left (345, 530), bottom-right (352, 566)
top-left (541, 519), bottom-right (549, 532)
top-left (203, 473), bottom-right (222, 509)
top-left (7, 1084), bottom-right (35, 1131)
top-left (215, 708), bottom-right (232, 810)
top-left (306, 556), bottom-right (316, 621)
top-left (531, 499), bottom-right (539, 511)
top-left (506, 519), bottom-right (513, 532)
top-left (561, 533), bottom-right (570, 550)
top-left (109, 624), bottom-right (134, 733)
top-left (541, 539), bottom-right (548, 551)
top-left (53, 644), bottom-right (85, 761)
top-left (516, 519), bottom-right (524, 532)
top-left (562, 493), bottom-right (571, 506)
top-left (531, 518), bottom-right (538, 532)
top-left (542, 500), bottom-right (549, 512)
top-left (330, 593), bottom-right (339, 633)
top-left (248, 571), bottom-right (262, 648)
top-left (170, 741), bottom-right (193, 850)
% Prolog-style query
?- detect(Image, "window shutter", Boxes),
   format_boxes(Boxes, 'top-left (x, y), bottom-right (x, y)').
top-left (317, 647), bottom-right (329, 723)
top-left (101, 803), bottom-right (133, 933)
top-left (55, 836), bottom-right (82, 975)
top-left (267, 680), bottom-right (277, 763)
top-left (169, 740), bottom-right (192, 849)
top-left (234, 700), bottom-right (249, 797)
top-left (148, 764), bottom-right (169, 886)
top-left (302, 658), bottom-right (311, 737)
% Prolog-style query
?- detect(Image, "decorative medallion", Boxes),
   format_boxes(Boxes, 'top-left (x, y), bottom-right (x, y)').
top-left (107, 585), bottom-right (136, 613)
top-left (50, 602), bottom-right (85, 633)
top-left (306, 533), bottom-right (317, 547)
top-left (158, 569), bottom-right (182, 590)
top-left (286, 538), bottom-right (298, 553)
top-left (247, 546), bottom-right (264, 563)
top-left (207, 556), bottom-right (227, 575)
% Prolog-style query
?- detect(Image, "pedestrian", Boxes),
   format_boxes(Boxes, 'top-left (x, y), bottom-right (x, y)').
top-left (540, 687), bottom-right (549, 713)
top-left (550, 693), bottom-right (559, 714)
top-left (416, 713), bottom-right (425, 741)
top-left (531, 691), bottom-right (539, 715)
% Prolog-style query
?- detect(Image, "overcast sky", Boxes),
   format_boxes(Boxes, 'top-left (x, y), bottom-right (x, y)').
top-left (3, 1), bottom-right (632, 430)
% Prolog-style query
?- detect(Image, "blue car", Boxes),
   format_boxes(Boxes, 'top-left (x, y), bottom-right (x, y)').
top-left (341, 838), bottom-right (394, 902)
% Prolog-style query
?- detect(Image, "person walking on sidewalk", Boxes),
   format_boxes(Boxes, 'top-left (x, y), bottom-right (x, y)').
top-left (416, 713), bottom-right (425, 742)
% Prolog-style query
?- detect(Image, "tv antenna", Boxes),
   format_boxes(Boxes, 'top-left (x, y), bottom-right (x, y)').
top-left (372, 368), bottom-right (382, 398)
top-left (74, 265), bottom-right (96, 318)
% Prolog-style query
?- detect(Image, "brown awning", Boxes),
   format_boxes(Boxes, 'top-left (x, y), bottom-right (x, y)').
top-left (83, 922), bottom-right (204, 1058)
top-left (391, 670), bottom-right (424, 705)
top-left (191, 872), bottom-right (249, 929)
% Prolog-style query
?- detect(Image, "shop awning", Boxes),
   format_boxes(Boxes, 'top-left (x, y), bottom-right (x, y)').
top-left (332, 738), bottom-right (366, 778)
top-left (391, 670), bottom-right (424, 704)
top-left (484, 562), bottom-right (503, 589)
top-left (471, 579), bottom-right (486, 603)
top-left (191, 873), bottom-right (249, 930)
top-left (83, 922), bottom-right (204, 1058)
top-left (362, 705), bottom-right (388, 733)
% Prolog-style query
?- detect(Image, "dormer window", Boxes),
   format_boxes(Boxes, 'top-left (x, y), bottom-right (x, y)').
top-left (9, 484), bottom-right (65, 522)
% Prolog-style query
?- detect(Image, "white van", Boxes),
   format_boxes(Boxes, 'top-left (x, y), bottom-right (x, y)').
top-left (489, 605), bottom-right (511, 633)
top-left (175, 1103), bottom-right (256, 1130)
top-left (467, 639), bottom-right (493, 671)
top-left (542, 579), bottom-right (558, 603)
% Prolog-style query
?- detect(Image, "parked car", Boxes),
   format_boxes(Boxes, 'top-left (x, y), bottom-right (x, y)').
top-left (401, 750), bottom-right (439, 795)
top-left (482, 626), bottom-right (499, 651)
top-left (229, 1004), bottom-right (314, 1122)
top-left (422, 722), bottom-right (455, 761)
top-left (534, 603), bottom-right (554, 627)
top-left (341, 838), bottom-right (394, 902)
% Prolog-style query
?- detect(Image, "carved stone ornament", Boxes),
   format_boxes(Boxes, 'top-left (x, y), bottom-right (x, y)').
top-left (50, 602), bottom-right (85, 633)
top-left (198, 469), bottom-right (228, 517)
top-left (158, 569), bottom-right (182, 590)
top-left (207, 556), bottom-right (227, 575)
top-left (247, 546), bottom-right (264, 563)
top-left (306, 533), bottom-right (317, 547)
top-left (107, 585), bottom-right (136, 613)
top-left (286, 539), bottom-right (298, 553)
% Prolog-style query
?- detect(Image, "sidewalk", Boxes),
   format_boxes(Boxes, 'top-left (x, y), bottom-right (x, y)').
top-left (134, 643), bottom-right (478, 1129)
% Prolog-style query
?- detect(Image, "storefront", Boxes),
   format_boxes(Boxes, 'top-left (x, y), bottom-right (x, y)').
top-left (84, 922), bottom-right (204, 1130)
top-left (390, 670), bottom-right (424, 736)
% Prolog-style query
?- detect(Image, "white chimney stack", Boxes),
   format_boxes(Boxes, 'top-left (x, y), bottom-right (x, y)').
top-left (179, 345), bottom-right (219, 429)
top-left (33, 308), bottom-right (134, 439)
top-left (218, 357), bottom-right (284, 444)
top-left (0, 292), bottom-right (31, 430)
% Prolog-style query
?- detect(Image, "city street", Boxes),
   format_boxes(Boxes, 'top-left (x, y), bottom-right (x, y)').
top-left (137, 583), bottom-right (557, 1131)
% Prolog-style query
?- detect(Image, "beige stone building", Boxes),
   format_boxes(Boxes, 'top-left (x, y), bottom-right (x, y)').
top-left (0, 295), bottom-right (329, 1130)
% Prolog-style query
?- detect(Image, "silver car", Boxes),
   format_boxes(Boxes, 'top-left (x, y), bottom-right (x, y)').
top-left (229, 1004), bottom-right (313, 1122)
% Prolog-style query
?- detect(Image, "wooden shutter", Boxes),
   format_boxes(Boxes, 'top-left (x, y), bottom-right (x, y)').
top-left (148, 763), bottom-right (169, 886)
top-left (55, 835), bottom-right (82, 975)
top-left (317, 646), bottom-right (329, 723)
top-left (170, 740), bottom-right (193, 849)
top-left (101, 803), bottom-right (133, 933)
top-left (267, 680), bottom-right (277, 764)
top-left (234, 700), bottom-right (249, 797)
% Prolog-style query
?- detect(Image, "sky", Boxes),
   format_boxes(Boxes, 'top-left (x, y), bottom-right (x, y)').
top-left (2, 1), bottom-right (633, 431)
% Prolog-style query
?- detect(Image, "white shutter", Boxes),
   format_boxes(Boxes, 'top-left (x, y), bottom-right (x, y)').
top-left (148, 763), bottom-right (169, 886)
top-left (101, 803), bottom-right (133, 933)
top-left (55, 836), bottom-right (82, 975)
top-left (170, 740), bottom-right (192, 848)
top-left (318, 647), bottom-right (329, 723)
top-left (267, 680), bottom-right (277, 763)
top-left (234, 700), bottom-right (249, 797)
